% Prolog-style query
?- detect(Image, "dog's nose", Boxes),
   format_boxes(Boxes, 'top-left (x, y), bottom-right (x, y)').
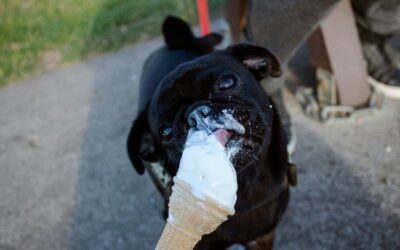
top-left (187, 106), bottom-right (212, 130)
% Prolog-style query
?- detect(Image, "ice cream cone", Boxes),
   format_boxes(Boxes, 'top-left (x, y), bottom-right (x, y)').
top-left (155, 178), bottom-right (235, 250)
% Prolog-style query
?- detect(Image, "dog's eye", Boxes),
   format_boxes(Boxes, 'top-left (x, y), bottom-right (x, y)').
top-left (218, 75), bottom-right (237, 90)
top-left (159, 127), bottom-right (173, 142)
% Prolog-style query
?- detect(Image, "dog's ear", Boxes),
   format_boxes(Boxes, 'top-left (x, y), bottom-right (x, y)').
top-left (162, 15), bottom-right (222, 53)
top-left (127, 111), bottom-right (161, 175)
top-left (162, 16), bottom-right (196, 50)
top-left (268, 102), bottom-right (289, 180)
top-left (195, 33), bottom-right (223, 51)
top-left (227, 43), bottom-right (282, 80)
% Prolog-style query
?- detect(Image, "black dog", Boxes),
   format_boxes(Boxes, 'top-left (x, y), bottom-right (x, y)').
top-left (127, 16), bottom-right (294, 250)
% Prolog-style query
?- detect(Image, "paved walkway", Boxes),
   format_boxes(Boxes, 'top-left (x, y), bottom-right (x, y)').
top-left (0, 39), bottom-right (399, 250)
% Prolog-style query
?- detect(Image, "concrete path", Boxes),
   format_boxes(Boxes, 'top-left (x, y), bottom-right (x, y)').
top-left (0, 39), bottom-right (399, 250)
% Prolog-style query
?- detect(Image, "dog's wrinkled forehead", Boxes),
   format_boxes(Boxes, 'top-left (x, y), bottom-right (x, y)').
top-left (149, 53), bottom-right (267, 125)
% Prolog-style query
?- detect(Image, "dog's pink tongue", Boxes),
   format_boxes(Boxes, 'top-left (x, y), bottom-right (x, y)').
top-left (213, 129), bottom-right (232, 147)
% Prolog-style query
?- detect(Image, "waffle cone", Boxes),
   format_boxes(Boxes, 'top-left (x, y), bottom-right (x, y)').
top-left (155, 178), bottom-right (235, 250)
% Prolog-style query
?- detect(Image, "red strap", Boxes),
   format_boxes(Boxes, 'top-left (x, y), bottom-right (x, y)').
top-left (197, 0), bottom-right (210, 36)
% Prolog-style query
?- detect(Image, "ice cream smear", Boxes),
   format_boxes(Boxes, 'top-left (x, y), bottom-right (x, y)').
top-left (175, 128), bottom-right (238, 209)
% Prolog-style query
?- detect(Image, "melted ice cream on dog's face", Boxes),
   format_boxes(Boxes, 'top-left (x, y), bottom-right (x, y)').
top-left (176, 129), bottom-right (238, 209)
top-left (186, 106), bottom-right (246, 161)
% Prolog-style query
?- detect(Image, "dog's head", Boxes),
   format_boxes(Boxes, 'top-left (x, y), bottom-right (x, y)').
top-left (128, 43), bottom-right (288, 179)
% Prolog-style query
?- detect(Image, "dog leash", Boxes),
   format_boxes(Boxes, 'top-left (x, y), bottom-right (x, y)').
top-left (197, 0), bottom-right (211, 36)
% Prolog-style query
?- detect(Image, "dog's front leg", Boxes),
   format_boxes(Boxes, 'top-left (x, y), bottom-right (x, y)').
top-left (246, 230), bottom-right (275, 250)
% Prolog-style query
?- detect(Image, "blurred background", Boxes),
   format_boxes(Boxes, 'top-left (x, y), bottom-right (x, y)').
top-left (0, 0), bottom-right (399, 250)
top-left (0, 0), bottom-right (223, 86)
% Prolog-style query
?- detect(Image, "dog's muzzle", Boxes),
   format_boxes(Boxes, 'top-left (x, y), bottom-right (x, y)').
top-left (187, 106), bottom-right (213, 131)
top-left (186, 105), bottom-right (245, 135)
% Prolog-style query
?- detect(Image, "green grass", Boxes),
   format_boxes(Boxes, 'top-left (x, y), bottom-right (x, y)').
top-left (0, 0), bottom-right (223, 86)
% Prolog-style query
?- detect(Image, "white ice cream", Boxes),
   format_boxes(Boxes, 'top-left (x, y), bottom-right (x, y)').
top-left (175, 129), bottom-right (238, 209)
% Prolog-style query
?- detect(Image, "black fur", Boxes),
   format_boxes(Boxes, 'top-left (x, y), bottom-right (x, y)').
top-left (162, 16), bottom-right (223, 53)
top-left (127, 16), bottom-right (289, 249)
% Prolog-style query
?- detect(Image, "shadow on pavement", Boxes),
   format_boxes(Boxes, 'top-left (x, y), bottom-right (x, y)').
top-left (275, 123), bottom-right (400, 249)
top-left (69, 41), bottom-right (165, 250)
top-left (69, 40), bottom-right (399, 249)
